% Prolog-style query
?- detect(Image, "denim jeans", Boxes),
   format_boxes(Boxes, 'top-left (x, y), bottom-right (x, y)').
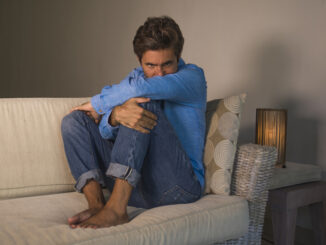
top-left (61, 101), bottom-right (202, 209)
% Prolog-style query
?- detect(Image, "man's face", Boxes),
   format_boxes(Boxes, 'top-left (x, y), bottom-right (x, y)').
top-left (140, 48), bottom-right (178, 78)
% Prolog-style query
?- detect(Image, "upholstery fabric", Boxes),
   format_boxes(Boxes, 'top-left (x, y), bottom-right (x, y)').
top-left (269, 161), bottom-right (322, 190)
top-left (0, 192), bottom-right (248, 245)
top-left (0, 98), bottom-right (89, 199)
top-left (204, 94), bottom-right (247, 195)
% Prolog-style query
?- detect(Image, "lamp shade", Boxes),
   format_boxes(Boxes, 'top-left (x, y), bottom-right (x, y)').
top-left (255, 109), bottom-right (287, 168)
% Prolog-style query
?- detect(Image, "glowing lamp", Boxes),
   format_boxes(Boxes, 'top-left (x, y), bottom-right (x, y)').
top-left (255, 109), bottom-right (287, 168)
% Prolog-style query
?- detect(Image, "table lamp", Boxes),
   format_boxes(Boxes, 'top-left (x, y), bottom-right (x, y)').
top-left (255, 109), bottom-right (287, 168)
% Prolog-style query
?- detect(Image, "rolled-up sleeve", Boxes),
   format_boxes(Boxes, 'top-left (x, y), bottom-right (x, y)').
top-left (98, 109), bottom-right (119, 140)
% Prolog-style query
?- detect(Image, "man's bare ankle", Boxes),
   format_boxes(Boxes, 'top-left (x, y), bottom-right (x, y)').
top-left (105, 201), bottom-right (127, 216)
top-left (82, 179), bottom-right (106, 209)
top-left (89, 203), bottom-right (104, 210)
top-left (87, 195), bottom-right (105, 209)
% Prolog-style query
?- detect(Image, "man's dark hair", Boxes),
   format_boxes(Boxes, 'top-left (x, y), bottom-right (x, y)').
top-left (133, 16), bottom-right (184, 62)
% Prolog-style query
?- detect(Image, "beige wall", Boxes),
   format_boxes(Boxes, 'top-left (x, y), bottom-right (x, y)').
top-left (1, 0), bottom-right (326, 180)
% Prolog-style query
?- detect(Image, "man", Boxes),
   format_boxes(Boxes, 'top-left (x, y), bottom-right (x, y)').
top-left (61, 16), bottom-right (207, 229)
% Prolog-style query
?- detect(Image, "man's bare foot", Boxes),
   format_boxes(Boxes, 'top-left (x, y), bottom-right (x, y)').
top-left (77, 206), bottom-right (129, 229)
top-left (68, 207), bottom-right (102, 228)
top-left (68, 180), bottom-right (106, 228)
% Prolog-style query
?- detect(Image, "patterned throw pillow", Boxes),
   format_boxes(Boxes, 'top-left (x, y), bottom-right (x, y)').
top-left (204, 93), bottom-right (247, 195)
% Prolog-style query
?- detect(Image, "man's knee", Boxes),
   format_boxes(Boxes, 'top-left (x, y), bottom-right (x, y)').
top-left (138, 100), bottom-right (163, 113)
top-left (61, 110), bottom-right (85, 136)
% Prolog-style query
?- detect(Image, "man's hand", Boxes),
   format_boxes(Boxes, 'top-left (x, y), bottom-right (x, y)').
top-left (71, 101), bottom-right (101, 124)
top-left (110, 98), bottom-right (157, 134)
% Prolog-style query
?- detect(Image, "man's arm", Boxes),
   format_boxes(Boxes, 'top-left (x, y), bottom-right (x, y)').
top-left (70, 98), bottom-right (157, 139)
top-left (91, 62), bottom-right (206, 116)
top-left (75, 60), bottom-right (205, 138)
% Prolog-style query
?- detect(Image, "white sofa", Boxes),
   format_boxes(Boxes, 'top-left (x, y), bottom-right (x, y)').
top-left (0, 98), bottom-right (277, 245)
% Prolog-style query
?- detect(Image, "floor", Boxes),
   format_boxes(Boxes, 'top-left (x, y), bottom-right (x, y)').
top-left (261, 238), bottom-right (304, 245)
top-left (261, 238), bottom-right (273, 245)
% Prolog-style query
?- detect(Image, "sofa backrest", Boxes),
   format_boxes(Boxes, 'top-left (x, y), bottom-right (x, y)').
top-left (0, 95), bottom-right (246, 200)
top-left (0, 98), bottom-right (89, 199)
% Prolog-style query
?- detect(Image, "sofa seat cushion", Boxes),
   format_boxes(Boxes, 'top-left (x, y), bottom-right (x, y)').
top-left (0, 192), bottom-right (249, 245)
top-left (269, 161), bottom-right (322, 190)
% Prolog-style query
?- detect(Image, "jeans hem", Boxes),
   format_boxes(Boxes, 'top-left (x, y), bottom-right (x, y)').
top-left (106, 163), bottom-right (141, 188)
top-left (74, 169), bottom-right (105, 192)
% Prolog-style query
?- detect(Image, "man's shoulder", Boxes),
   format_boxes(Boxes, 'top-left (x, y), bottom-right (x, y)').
top-left (179, 58), bottom-right (202, 69)
top-left (179, 59), bottom-right (204, 75)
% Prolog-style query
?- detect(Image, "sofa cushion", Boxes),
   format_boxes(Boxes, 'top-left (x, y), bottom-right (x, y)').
top-left (204, 94), bottom-right (246, 195)
top-left (0, 192), bottom-right (249, 245)
top-left (0, 98), bottom-right (89, 199)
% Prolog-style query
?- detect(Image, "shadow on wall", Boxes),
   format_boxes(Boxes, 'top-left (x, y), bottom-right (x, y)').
top-left (239, 39), bottom-right (318, 165)
top-left (282, 100), bottom-right (318, 165)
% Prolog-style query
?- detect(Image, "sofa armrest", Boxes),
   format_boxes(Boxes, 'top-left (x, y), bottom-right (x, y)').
top-left (231, 144), bottom-right (277, 200)
top-left (228, 143), bottom-right (278, 244)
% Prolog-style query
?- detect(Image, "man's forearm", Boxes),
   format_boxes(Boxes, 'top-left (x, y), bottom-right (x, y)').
top-left (91, 60), bottom-right (206, 115)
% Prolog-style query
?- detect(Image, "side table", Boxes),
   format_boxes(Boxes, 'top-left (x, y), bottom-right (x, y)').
top-left (268, 181), bottom-right (326, 245)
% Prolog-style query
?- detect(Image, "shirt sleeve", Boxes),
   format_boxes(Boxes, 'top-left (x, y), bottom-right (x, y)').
top-left (98, 109), bottom-right (119, 140)
top-left (91, 61), bottom-right (206, 114)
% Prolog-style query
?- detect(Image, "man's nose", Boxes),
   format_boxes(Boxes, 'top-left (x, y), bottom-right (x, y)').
top-left (155, 66), bottom-right (165, 76)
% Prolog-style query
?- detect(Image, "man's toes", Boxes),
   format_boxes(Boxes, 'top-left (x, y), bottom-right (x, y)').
top-left (83, 224), bottom-right (92, 229)
top-left (69, 223), bottom-right (77, 229)
top-left (68, 216), bottom-right (79, 225)
top-left (68, 209), bottom-right (98, 226)
top-left (78, 221), bottom-right (88, 228)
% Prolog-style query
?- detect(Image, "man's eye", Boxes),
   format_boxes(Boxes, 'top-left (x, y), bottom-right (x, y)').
top-left (147, 64), bottom-right (154, 68)
top-left (162, 62), bottom-right (172, 68)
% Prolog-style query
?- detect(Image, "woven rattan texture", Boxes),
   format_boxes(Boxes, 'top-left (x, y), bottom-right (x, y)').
top-left (216, 144), bottom-right (277, 245)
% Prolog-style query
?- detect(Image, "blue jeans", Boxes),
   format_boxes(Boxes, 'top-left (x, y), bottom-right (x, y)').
top-left (61, 101), bottom-right (202, 209)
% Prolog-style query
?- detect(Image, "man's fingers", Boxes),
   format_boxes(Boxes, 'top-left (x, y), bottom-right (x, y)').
top-left (142, 109), bottom-right (158, 120)
top-left (138, 117), bottom-right (157, 130)
top-left (123, 123), bottom-right (150, 134)
top-left (70, 106), bottom-right (85, 113)
top-left (133, 125), bottom-right (150, 134)
top-left (70, 107), bottom-right (79, 113)
top-left (69, 101), bottom-right (92, 113)
top-left (133, 97), bottom-right (151, 104)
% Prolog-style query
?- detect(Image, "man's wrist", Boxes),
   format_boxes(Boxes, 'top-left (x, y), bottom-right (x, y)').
top-left (109, 107), bottom-right (120, 127)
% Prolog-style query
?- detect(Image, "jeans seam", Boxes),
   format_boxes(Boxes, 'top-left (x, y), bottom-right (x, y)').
top-left (82, 112), bottom-right (98, 179)
top-left (124, 167), bottom-right (132, 179)
top-left (127, 132), bottom-right (137, 166)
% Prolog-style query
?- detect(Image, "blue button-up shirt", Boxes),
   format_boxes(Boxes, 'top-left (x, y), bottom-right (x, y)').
top-left (91, 59), bottom-right (207, 188)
